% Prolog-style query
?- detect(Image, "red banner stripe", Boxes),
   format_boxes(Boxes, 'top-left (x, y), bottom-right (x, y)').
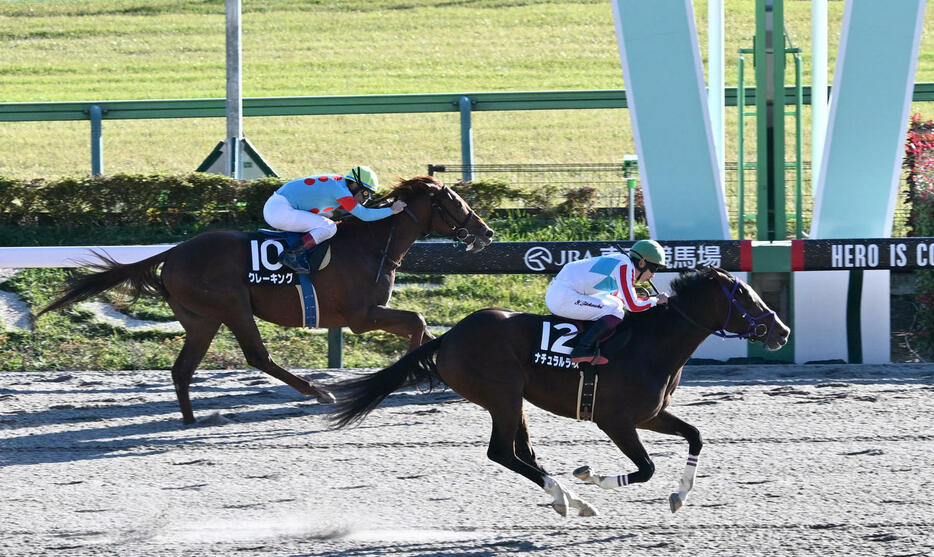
top-left (791, 239), bottom-right (805, 270)
top-left (740, 240), bottom-right (753, 271)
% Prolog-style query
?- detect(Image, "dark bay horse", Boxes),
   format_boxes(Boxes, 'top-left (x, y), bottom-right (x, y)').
top-left (38, 176), bottom-right (493, 424)
top-left (330, 266), bottom-right (790, 516)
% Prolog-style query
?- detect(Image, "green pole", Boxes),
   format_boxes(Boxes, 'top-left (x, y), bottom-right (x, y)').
top-left (624, 155), bottom-right (637, 240)
top-left (794, 54), bottom-right (803, 239)
top-left (755, 0), bottom-right (786, 241)
top-left (737, 55), bottom-right (746, 240)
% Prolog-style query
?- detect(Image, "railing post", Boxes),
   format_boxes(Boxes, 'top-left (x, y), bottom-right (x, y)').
top-left (327, 327), bottom-right (343, 368)
top-left (458, 96), bottom-right (474, 182)
top-left (624, 155), bottom-right (638, 240)
top-left (89, 104), bottom-right (103, 176)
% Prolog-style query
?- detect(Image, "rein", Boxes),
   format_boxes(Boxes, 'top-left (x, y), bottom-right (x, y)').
top-left (372, 184), bottom-right (474, 283)
top-left (659, 274), bottom-right (775, 340)
top-left (431, 185), bottom-right (477, 241)
top-left (374, 217), bottom-right (398, 283)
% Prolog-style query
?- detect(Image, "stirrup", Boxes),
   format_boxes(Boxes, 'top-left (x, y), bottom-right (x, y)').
top-left (279, 249), bottom-right (311, 274)
top-left (571, 350), bottom-right (608, 366)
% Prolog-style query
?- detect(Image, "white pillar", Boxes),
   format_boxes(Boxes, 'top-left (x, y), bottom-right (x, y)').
top-left (708, 0), bottom-right (725, 190)
top-left (811, 0), bottom-right (828, 193)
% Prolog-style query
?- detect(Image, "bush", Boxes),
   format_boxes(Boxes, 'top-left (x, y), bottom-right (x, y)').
top-left (0, 172), bottom-right (281, 230)
top-left (906, 113), bottom-right (934, 356)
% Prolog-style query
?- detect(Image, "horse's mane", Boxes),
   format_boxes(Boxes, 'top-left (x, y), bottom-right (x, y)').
top-left (332, 175), bottom-right (441, 226)
top-left (668, 266), bottom-right (718, 297)
top-left (622, 266), bottom-right (717, 328)
top-left (367, 176), bottom-right (442, 208)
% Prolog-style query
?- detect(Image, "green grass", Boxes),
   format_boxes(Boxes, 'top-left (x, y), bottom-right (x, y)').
top-left (0, 1), bottom-right (932, 370)
top-left (1, 1), bottom-right (932, 180)
top-left (0, 214), bottom-right (626, 371)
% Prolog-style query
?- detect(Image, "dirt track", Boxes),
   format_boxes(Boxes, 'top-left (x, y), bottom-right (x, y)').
top-left (1, 364), bottom-right (932, 556)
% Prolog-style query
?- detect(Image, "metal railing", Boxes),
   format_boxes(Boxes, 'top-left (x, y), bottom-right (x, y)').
top-left (3, 84), bottom-right (933, 178)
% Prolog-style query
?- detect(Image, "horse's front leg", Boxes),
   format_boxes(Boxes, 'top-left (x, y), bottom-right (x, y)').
top-left (356, 305), bottom-right (430, 351)
top-left (639, 410), bottom-right (703, 513)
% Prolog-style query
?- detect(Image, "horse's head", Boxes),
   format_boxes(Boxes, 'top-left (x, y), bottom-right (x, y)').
top-left (385, 176), bottom-right (494, 252)
top-left (671, 266), bottom-right (791, 350)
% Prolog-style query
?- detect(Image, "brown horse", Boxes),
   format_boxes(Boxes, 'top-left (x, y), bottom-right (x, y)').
top-left (38, 176), bottom-right (494, 424)
top-left (330, 265), bottom-right (790, 516)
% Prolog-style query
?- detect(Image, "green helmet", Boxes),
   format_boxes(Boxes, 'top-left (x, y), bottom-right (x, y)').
top-left (629, 239), bottom-right (666, 268)
top-left (346, 165), bottom-right (379, 192)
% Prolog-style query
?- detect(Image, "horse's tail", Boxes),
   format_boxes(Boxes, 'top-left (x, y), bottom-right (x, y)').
top-left (36, 250), bottom-right (171, 318)
top-left (330, 336), bottom-right (444, 429)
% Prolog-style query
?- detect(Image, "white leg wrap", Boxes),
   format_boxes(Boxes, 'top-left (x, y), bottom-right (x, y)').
top-left (597, 474), bottom-right (629, 489)
top-left (677, 455), bottom-right (699, 500)
top-left (543, 476), bottom-right (571, 517)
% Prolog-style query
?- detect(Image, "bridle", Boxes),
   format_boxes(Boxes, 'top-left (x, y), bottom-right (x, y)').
top-left (427, 184), bottom-right (477, 241)
top-left (372, 183), bottom-right (477, 282)
top-left (393, 184), bottom-right (477, 240)
top-left (666, 271), bottom-right (776, 341)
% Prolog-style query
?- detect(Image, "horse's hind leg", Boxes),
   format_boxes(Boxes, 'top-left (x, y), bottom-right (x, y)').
top-left (486, 400), bottom-right (596, 517)
top-left (223, 309), bottom-right (335, 404)
top-left (168, 301), bottom-right (221, 425)
top-left (514, 407), bottom-right (548, 475)
top-left (639, 410), bottom-right (703, 513)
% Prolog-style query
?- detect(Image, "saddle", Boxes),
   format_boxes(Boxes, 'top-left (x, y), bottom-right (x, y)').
top-left (533, 315), bottom-right (634, 422)
top-left (248, 230), bottom-right (332, 328)
top-left (254, 229), bottom-right (332, 279)
top-left (534, 316), bottom-right (632, 366)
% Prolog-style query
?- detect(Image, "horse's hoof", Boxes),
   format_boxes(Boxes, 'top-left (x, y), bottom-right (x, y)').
top-left (577, 504), bottom-right (599, 517)
top-left (551, 503), bottom-right (569, 517)
top-left (570, 498), bottom-right (599, 517)
top-left (573, 466), bottom-right (592, 480)
top-left (669, 493), bottom-right (683, 513)
top-left (315, 389), bottom-right (337, 404)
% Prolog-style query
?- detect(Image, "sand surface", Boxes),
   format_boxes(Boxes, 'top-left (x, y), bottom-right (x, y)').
top-left (1, 364), bottom-right (932, 556)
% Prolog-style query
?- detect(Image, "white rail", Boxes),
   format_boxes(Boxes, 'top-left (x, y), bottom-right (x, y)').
top-left (0, 245), bottom-right (174, 268)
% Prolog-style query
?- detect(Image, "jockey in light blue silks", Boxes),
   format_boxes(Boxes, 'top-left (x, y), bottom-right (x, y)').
top-left (263, 165), bottom-right (407, 274)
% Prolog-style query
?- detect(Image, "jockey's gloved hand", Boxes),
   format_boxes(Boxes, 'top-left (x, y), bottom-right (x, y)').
top-left (391, 200), bottom-right (407, 214)
top-left (657, 292), bottom-right (669, 305)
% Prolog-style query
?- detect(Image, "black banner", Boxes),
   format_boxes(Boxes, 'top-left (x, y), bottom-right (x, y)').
top-left (400, 241), bottom-right (744, 274)
top-left (796, 238), bottom-right (934, 271)
top-left (397, 238), bottom-right (934, 274)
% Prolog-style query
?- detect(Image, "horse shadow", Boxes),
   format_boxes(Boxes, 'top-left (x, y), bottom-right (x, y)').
top-left (0, 372), bottom-right (348, 467)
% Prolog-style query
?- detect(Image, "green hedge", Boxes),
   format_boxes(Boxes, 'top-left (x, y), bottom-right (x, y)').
top-left (0, 173), bottom-right (630, 246)
top-left (906, 114), bottom-right (934, 357)
top-left (0, 172), bottom-right (283, 228)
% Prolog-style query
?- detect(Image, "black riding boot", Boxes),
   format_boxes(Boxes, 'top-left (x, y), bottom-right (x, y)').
top-left (570, 315), bottom-right (621, 365)
top-left (279, 244), bottom-right (311, 274)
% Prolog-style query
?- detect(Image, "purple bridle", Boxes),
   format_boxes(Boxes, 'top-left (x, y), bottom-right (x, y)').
top-left (666, 272), bottom-right (776, 341)
top-left (713, 277), bottom-right (776, 340)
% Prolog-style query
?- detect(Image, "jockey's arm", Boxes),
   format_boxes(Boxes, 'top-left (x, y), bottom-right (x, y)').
top-left (614, 262), bottom-right (656, 312)
top-left (337, 196), bottom-right (394, 221)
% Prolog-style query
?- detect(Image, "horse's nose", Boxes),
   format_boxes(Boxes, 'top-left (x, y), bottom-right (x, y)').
top-left (484, 228), bottom-right (494, 238)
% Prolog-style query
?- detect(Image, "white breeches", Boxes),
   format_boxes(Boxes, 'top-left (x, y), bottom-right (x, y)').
top-left (545, 280), bottom-right (626, 321)
top-left (263, 193), bottom-right (337, 244)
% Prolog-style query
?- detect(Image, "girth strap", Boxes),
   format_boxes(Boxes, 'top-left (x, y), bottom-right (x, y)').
top-left (576, 363), bottom-right (600, 421)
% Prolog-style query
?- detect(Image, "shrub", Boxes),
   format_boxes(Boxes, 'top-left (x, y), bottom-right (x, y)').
top-left (906, 113), bottom-right (934, 356)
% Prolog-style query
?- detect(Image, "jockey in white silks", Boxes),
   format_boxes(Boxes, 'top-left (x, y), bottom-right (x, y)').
top-left (545, 239), bottom-right (669, 365)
